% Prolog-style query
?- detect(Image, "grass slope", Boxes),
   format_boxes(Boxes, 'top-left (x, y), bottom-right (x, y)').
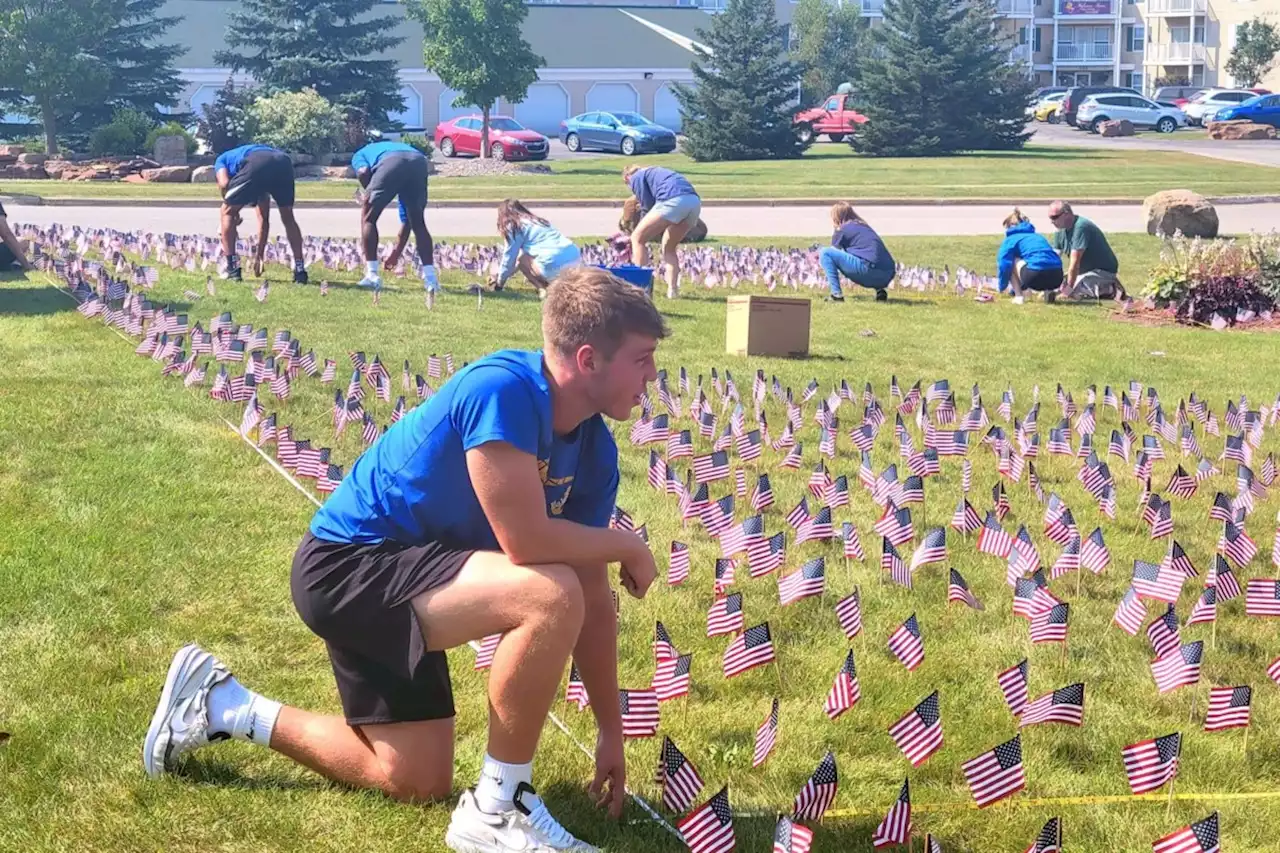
top-left (2, 235), bottom-right (1280, 852)
top-left (1, 146), bottom-right (1276, 202)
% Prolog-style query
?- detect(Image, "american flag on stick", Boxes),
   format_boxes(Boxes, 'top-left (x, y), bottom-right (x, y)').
top-left (657, 735), bottom-right (704, 814)
top-left (1152, 811), bottom-right (1219, 853)
top-left (835, 589), bottom-right (862, 638)
top-left (823, 649), bottom-right (860, 720)
top-left (888, 614), bottom-right (925, 670)
top-left (653, 653), bottom-right (693, 702)
top-left (889, 690), bottom-right (943, 766)
top-left (1019, 683), bottom-right (1085, 728)
top-left (723, 622), bottom-right (775, 678)
top-left (1151, 641), bottom-right (1204, 693)
top-left (707, 592), bottom-right (744, 637)
top-left (1203, 685), bottom-right (1251, 732)
top-left (778, 557), bottom-right (826, 606)
top-left (998, 658), bottom-right (1030, 717)
top-left (677, 787), bottom-right (735, 853)
top-left (948, 568), bottom-right (984, 610)
top-left (961, 735), bottom-right (1025, 808)
top-left (1025, 817), bottom-right (1063, 853)
top-left (1244, 578), bottom-right (1280, 616)
top-left (619, 688), bottom-right (659, 738)
top-left (792, 751), bottom-right (838, 822)
top-left (772, 816), bottom-right (813, 853)
top-left (1030, 602), bottom-right (1070, 644)
top-left (910, 527), bottom-right (947, 571)
top-left (753, 698), bottom-right (780, 767)
top-left (871, 779), bottom-right (912, 848)
top-left (1122, 731), bottom-right (1180, 794)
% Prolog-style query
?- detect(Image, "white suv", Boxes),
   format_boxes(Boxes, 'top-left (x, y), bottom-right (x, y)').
top-left (1076, 94), bottom-right (1188, 134)
top-left (1183, 89), bottom-right (1259, 125)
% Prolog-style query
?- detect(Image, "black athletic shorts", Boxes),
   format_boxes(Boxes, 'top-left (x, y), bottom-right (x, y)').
top-left (364, 151), bottom-right (429, 223)
top-left (1021, 266), bottom-right (1065, 292)
top-left (224, 149), bottom-right (297, 209)
top-left (290, 531), bottom-right (474, 725)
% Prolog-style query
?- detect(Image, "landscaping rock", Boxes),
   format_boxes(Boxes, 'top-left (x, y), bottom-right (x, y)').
top-left (1206, 120), bottom-right (1277, 140)
top-left (152, 135), bottom-right (188, 166)
top-left (290, 153), bottom-right (316, 166)
top-left (329, 152), bottom-right (353, 166)
top-left (17, 153), bottom-right (48, 165)
top-left (140, 165), bottom-right (192, 182)
top-left (122, 173), bottom-right (148, 184)
top-left (1097, 119), bottom-right (1135, 137)
top-left (1143, 189), bottom-right (1219, 238)
top-left (293, 164), bottom-right (325, 179)
top-left (323, 165), bottom-right (357, 179)
top-left (0, 144), bottom-right (25, 164)
top-left (42, 160), bottom-right (70, 179)
top-left (190, 165), bottom-right (216, 183)
top-left (0, 163), bottom-right (48, 179)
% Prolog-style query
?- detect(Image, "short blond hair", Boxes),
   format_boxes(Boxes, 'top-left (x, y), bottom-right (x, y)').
top-left (622, 164), bottom-right (643, 181)
top-left (542, 266), bottom-right (668, 360)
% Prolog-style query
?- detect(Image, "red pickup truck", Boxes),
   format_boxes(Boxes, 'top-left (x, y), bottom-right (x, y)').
top-left (794, 93), bottom-right (869, 143)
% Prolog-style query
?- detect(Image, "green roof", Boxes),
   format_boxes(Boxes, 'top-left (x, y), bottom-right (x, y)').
top-left (160, 1), bottom-right (709, 69)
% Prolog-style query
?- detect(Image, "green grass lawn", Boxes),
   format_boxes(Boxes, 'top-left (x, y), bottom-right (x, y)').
top-left (4, 233), bottom-right (1280, 852)
top-left (1, 144), bottom-right (1276, 203)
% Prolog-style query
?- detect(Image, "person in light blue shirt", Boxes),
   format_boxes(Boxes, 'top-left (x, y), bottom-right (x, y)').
top-left (622, 164), bottom-right (700, 299)
top-left (142, 269), bottom-right (669, 853)
top-left (484, 199), bottom-right (582, 298)
top-left (351, 139), bottom-right (436, 299)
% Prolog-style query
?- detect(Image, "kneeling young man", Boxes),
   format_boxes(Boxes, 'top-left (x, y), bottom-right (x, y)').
top-left (143, 267), bottom-right (667, 853)
top-left (214, 143), bottom-right (308, 283)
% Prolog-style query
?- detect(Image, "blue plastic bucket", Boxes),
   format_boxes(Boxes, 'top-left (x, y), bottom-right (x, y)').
top-left (598, 264), bottom-right (654, 295)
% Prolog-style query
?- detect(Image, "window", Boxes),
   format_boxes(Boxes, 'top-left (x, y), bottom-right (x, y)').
top-left (1125, 71), bottom-right (1144, 92)
top-left (824, 97), bottom-right (839, 110)
top-left (1034, 26), bottom-right (1042, 51)
top-left (1193, 23), bottom-right (1205, 43)
top-left (1126, 25), bottom-right (1144, 52)
top-left (1170, 25), bottom-right (1189, 43)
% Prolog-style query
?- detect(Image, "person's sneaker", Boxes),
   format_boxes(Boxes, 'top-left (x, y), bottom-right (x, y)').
top-left (824, 294), bottom-right (845, 302)
top-left (665, 284), bottom-right (678, 299)
top-left (1011, 295), bottom-right (1025, 305)
top-left (1044, 291), bottom-right (1058, 304)
top-left (445, 784), bottom-right (599, 853)
top-left (219, 262), bottom-right (242, 282)
top-left (874, 289), bottom-right (888, 302)
top-left (293, 268), bottom-right (309, 285)
top-left (358, 273), bottom-right (383, 290)
top-left (142, 644), bottom-right (233, 779)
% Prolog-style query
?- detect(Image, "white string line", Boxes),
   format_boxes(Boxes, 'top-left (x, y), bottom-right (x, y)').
top-left (40, 273), bottom-right (682, 842)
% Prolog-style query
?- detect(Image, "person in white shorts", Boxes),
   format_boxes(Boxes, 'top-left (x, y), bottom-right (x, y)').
top-left (622, 164), bottom-right (701, 299)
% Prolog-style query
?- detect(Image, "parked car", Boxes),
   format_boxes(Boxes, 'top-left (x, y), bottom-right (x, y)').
top-left (1076, 93), bottom-right (1187, 133)
top-left (794, 93), bottom-right (869, 143)
top-left (1206, 93), bottom-right (1280, 127)
top-left (558, 111), bottom-right (677, 155)
top-left (1061, 86), bottom-right (1142, 128)
top-left (1033, 86), bottom-right (1069, 101)
top-left (1152, 85), bottom-right (1205, 108)
top-left (433, 115), bottom-right (549, 161)
top-left (1182, 89), bottom-right (1259, 125)
top-left (1033, 92), bottom-right (1066, 122)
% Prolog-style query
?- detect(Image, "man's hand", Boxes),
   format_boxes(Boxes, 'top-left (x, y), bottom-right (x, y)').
top-left (589, 730), bottom-right (627, 819)
top-left (618, 539), bottom-right (656, 599)
top-left (385, 247), bottom-right (403, 269)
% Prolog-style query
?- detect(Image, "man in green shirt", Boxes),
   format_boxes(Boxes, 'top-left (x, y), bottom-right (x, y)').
top-left (1048, 201), bottom-right (1126, 301)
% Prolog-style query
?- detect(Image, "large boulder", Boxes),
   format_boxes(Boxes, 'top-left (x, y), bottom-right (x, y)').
top-left (293, 163), bottom-right (325, 179)
top-left (17, 153), bottom-right (48, 165)
top-left (1144, 189), bottom-right (1219, 238)
top-left (152, 135), bottom-right (188, 166)
top-left (190, 165), bottom-right (216, 183)
top-left (323, 165), bottom-right (357, 179)
top-left (1097, 119), bottom-right (1135, 137)
top-left (0, 163), bottom-right (48, 179)
top-left (290, 152), bottom-right (316, 166)
top-left (0, 144), bottom-right (24, 164)
top-left (1206, 120), bottom-right (1277, 140)
top-left (42, 159), bottom-right (71, 179)
top-left (140, 165), bottom-right (192, 183)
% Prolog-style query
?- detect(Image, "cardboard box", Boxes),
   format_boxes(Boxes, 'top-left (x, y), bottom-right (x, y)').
top-left (725, 295), bottom-right (811, 358)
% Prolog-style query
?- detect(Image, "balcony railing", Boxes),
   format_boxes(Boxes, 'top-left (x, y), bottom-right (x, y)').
top-left (1145, 42), bottom-right (1208, 63)
top-left (1056, 0), bottom-right (1115, 15)
top-left (861, 0), bottom-right (884, 14)
top-left (1145, 0), bottom-right (1207, 15)
top-left (1009, 44), bottom-right (1033, 64)
top-left (996, 0), bottom-right (1035, 15)
top-left (1056, 43), bottom-right (1115, 62)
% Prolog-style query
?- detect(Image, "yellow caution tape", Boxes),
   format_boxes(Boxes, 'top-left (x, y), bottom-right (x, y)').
top-left (820, 790), bottom-right (1280, 819)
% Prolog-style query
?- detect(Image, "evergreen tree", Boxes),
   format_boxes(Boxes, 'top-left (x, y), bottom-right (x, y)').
top-left (74, 0), bottom-right (185, 132)
top-left (215, 0), bottom-right (406, 133)
top-left (675, 0), bottom-right (809, 161)
top-left (851, 0), bottom-right (1033, 156)
top-left (790, 0), bottom-right (865, 106)
top-left (1226, 20), bottom-right (1280, 88)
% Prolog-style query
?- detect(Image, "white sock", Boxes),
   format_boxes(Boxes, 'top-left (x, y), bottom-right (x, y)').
top-left (207, 675), bottom-right (282, 748)
top-left (474, 754), bottom-right (533, 814)
top-left (366, 260), bottom-right (380, 276)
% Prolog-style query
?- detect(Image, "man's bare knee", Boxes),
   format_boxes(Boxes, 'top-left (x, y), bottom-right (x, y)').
top-left (377, 756), bottom-right (453, 803)
top-left (518, 563), bottom-right (585, 629)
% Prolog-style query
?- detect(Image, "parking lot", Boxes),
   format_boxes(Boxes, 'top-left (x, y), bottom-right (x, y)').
top-left (1028, 120), bottom-right (1280, 168)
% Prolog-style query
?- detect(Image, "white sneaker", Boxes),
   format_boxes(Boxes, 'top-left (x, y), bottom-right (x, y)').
top-left (666, 284), bottom-right (678, 299)
top-left (445, 785), bottom-right (599, 853)
top-left (1011, 295), bottom-right (1025, 305)
top-left (359, 273), bottom-right (383, 290)
top-left (142, 644), bottom-right (232, 779)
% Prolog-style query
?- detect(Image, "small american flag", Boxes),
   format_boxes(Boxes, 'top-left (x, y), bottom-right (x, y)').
top-left (1147, 604), bottom-right (1182, 658)
top-left (473, 633), bottom-right (502, 670)
top-left (792, 751), bottom-right (838, 821)
top-left (1151, 641), bottom-right (1204, 693)
top-left (841, 521), bottom-right (865, 561)
top-left (835, 589), bottom-right (862, 638)
top-left (653, 653), bottom-right (693, 702)
top-left (723, 622), bottom-right (775, 678)
top-left (619, 688), bottom-right (660, 738)
top-left (871, 779), bottom-right (911, 848)
top-left (1019, 683), bottom-right (1085, 728)
top-left (952, 499), bottom-right (982, 533)
top-left (910, 527), bottom-right (947, 571)
top-left (948, 568), bottom-right (983, 610)
top-left (1244, 578), bottom-right (1280, 616)
top-left (706, 592), bottom-right (744, 637)
top-left (669, 542), bottom-right (691, 586)
top-left (1026, 817), bottom-right (1062, 853)
top-left (1219, 520), bottom-right (1258, 566)
top-left (1114, 586), bottom-right (1149, 636)
top-left (961, 735), bottom-right (1025, 808)
top-left (778, 557), bottom-right (825, 606)
top-left (978, 512), bottom-right (1015, 557)
top-left (714, 559), bottom-right (736, 595)
top-left (889, 690), bottom-right (943, 766)
top-left (657, 736), bottom-right (704, 814)
top-left (1123, 732), bottom-right (1180, 794)
top-left (1152, 811), bottom-right (1219, 853)
top-left (1133, 559), bottom-right (1184, 604)
top-left (1209, 556), bottom-right (1241, 600)
top-left (1030, 602), bottom-right (1069, 644)
top-left (565, 664), bottom-right (589, 709)
top-left (998, 658), bottom-right (1030, 717)
top-left (1187, 586), bottom-right (1217, 626)
top-left (753, 698), bottom-right (780, 767)
top-left (1203, 685), bottom-right (1251, 732)
top-left (751, 474), bottom-right (774, 511)
top-left (1080, 527), bottom-right (1110, 573)
top-left (823, 649), bottom-right (860, 719)
top-left (888, 614), bottom-right (925, 670)
top-left (678, 787), bottom-right (735, 853)
top-left (882, 538), bottom-right (910, 589)
top-left (653, 621), bottom-right (677, 661)
top-left (772, 816), bottom-right (812, 853)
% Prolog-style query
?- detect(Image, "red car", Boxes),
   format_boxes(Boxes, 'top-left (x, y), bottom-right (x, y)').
top-left (433, 114), bottom-right (549, 161)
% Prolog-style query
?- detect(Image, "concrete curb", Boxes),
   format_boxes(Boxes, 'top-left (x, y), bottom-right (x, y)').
top-left (5, 193), bottom-right (1280, 209)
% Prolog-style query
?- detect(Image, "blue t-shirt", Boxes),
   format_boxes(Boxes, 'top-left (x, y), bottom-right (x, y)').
top-left (310, 349), bottom-right (620, 548)
top-left (352, 141), bottom-right (420, 173)
top-left (628, 167), bottom-right (698, 211)
top-left (214, 144), bottom-right (276, 177)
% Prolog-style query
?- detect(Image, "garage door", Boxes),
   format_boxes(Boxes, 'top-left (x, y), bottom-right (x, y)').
top-left (438, 88), bottom-right (478, 125)
top-left (654, 84), bottom-right (684, 131)
top-left (387, 84), bottom-right (424, 131)
top-left (513, 84), bottom-right (569, 135)
top-left (587, 83), bottom-right (639, 115)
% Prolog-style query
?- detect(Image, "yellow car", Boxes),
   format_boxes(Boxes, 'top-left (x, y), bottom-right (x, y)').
top-left (1034, 94), bottom-right (1065, 123)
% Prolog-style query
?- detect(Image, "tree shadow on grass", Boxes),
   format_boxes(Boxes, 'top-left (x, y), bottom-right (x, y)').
top-left (0, 285), bottom-right (74, 316)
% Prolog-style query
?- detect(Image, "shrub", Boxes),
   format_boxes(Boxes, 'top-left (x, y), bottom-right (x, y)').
top-left (400, 133), bottom-right (433, 158)
top-left (87, 107), bottom-right (155, 156)
top-left (1145, 232), bottom-right (1280, 325)
top-left (144, 122), bottom-right (198, 156)
top-left (248, 89), bottom-right (344, 157)
top-left (197, 80), bottom-right (259, 154)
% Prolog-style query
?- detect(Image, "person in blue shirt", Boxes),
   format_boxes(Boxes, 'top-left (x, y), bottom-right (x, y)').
top-left (818, 202), bottom-right (896, 302)
top-left (213, 143), bottom-right (308, 284)
top-left (997, 208), bottom-right (1064, 304)
top-left (621, 164), bottom-right (700, 299)
top-left (351, 139), bottom-right (437, 302)
top-left (143, 267), bottom-right (668, 853)
top-left (484, 199), bottom-right (581, 299)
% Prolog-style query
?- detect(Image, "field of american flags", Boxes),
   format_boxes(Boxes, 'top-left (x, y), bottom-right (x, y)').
top-left (8, 229), bottom-right (1280, 852)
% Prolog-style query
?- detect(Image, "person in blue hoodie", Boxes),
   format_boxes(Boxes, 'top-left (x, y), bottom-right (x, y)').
top-left (997, 209), bottom-right (1064, 304)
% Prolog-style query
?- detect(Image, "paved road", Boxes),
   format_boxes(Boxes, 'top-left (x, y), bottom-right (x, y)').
top-left (9, 199), bottom-right (1280, 238)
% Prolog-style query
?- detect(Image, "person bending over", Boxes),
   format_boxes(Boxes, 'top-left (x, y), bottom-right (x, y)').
top-left (143, 266), bottom-right (667, 853)
top-left (1048, 200), bottom-right (1126, 301)
top-left (622, 164), bottom-right (701, 299)
top-left (353, 140), bottom-right (437, 301)
top-left (996, 208), bottom-right (1064, 304)
top-left (487, 199), bottom-right (581, 299)
top-left (0, 200), bottom-right (32, 271)
top-left (818, 202), bottom-right (896, 302)
top-left (214, 143), bottom-right (307, 283)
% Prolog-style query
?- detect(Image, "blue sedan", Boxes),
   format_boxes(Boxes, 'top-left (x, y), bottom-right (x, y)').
top-left (558, 111), bottom-right (678, 155)
top-left (1207, 93), bottom-right (1280, 127)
